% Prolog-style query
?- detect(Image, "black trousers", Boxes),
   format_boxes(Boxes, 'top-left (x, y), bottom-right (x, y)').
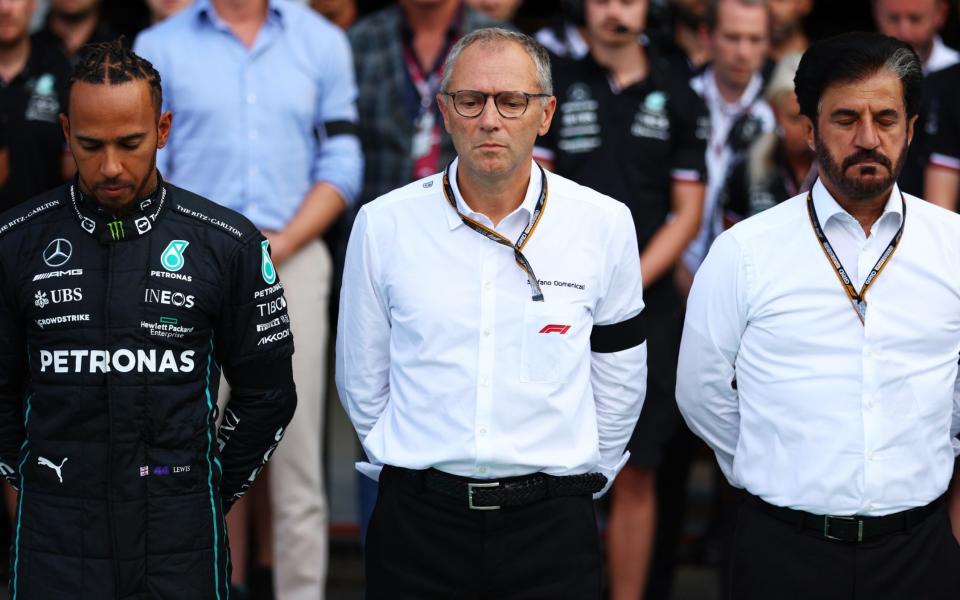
top-left (365, 466), bottom-right (602, 600)
top-left (729, 497), bottom-right (960, 600)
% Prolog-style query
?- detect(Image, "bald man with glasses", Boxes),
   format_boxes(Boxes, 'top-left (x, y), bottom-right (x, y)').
top-left (336, 27), bottom-right (648, 599)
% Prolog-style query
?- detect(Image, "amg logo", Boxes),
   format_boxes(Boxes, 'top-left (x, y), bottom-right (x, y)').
top-left (257, 328), bottom-right (291, 346)
top-left (151, 270), bottom-right (193, 283)
top-left (39, 349), bottom-right (196, 373)
top-left (144, 288), bottom-right (195, 308)
top-left (539, 324), bottom-right (571, 334)
top-left (33, 269), bottom-right (83, 281)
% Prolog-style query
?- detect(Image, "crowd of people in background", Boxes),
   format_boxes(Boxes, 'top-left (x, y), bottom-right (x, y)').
top-left (1, 0), bottom-right (959, 598)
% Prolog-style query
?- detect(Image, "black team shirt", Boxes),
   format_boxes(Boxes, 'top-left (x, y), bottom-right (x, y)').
top-left (0, 34), bottom-right (71, 213)
top-left (537, 49), bottom-right (709, 311)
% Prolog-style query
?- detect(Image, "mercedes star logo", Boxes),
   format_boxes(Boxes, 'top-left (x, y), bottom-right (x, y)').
top-left (43, 238), bottom-right (73, 267)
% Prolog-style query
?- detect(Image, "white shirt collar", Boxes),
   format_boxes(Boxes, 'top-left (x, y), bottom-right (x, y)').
top-left (924, 35), bottom-right (960, 75)
top-left (443, 157), bottom-right (543, 231)
top-left (811, 177), bottom-right (904, 231)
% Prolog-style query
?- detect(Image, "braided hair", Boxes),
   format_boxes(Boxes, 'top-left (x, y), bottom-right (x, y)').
top-left (68, 39), bottom-right (163, 116)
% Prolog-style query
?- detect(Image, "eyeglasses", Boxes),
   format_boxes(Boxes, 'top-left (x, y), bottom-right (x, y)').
top-left (442, 90), bottom-right (551, 119)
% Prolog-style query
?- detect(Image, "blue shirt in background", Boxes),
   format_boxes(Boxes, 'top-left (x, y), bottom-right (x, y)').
top-left (134, 0), bottom-right (363, 231)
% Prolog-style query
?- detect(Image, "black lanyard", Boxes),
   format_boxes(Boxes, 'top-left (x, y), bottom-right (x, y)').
top-left (442, 163), bottom-right (548, 302)
top-left (806, 191), bottom-right (905, 324)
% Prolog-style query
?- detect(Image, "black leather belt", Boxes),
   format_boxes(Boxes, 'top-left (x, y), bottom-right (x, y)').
top-left (752, 494), bottom-right (943, 543)
top-left (389, 467), bottom-right (607, 510)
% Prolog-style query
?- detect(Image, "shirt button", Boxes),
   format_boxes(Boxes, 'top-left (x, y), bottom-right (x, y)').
top-left (863, 346), bottom-right (872, 357)
top-left (864, 503), bottom-right (874, 512)
top-left (867, 451), bottom-right (875, 461)
top-left (484, 281), bottom-right (493, 290)
top-left (249, 166), bottom-right (259, 177)
top-left (247, 93), bottom-right (257, 104)
top-left (478, 466), bottom-right (487, 474)
top-left (249, 130), bottom-right (258, 141)
top-left (866, 400), bottom-right (875, 410)
top-left (483, 328), bottom-right (491, 337)
top-left (478, 428), bottom-right (487, 436)
top-left (479, 377), bottom-right (489, 387)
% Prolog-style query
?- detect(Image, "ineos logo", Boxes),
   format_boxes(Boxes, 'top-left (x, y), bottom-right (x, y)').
top-left (43, 238), bottom-right (72, 267)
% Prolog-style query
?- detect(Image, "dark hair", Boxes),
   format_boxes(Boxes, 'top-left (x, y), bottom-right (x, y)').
top-left (67, 39), bottom-right (163, 116)
top-left (794, 32), bottom-right (922, 124)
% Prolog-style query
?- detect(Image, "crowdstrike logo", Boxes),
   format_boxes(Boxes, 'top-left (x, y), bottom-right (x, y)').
top-left (43, 238), bottom-right (72, 267)
top-left (39, 348), bottom-right (196, 373)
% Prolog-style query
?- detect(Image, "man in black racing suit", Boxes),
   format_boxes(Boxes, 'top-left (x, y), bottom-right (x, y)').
top-left (0, 41), bottom-right (297, 599)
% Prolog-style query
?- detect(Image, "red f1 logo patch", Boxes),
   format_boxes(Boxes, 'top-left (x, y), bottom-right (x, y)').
top-left (539, 324), bottom-right (571, 334)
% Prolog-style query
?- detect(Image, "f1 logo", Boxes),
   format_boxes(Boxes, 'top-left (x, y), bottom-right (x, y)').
top-left (539, 324), bottom-right (571, 334)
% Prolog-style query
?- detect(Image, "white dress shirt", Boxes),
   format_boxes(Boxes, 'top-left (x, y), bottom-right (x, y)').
top-left (336, 158), bottom-right (647, 495)
top-left (683, 68), bottom-right (776, 273)
top-left (677, 178), bottom-right (960, 516)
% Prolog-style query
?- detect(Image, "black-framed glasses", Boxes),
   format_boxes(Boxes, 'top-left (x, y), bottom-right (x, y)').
top-left (442, 90), bottom-right (551, 119)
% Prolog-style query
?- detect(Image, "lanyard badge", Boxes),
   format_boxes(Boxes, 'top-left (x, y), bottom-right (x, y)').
top-left (806, 192), bottom-right (905, 325)
top-left (442, 162), bottom-right (548, 302)
top-left (404, 44), bottom-right (450, 179)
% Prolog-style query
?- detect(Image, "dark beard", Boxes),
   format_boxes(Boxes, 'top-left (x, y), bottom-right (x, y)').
top-left (815, 132), bottom-right (907, 201)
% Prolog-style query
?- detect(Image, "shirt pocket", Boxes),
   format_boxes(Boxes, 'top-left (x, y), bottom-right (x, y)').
top-left (520, 301), bottom-right (589, 383)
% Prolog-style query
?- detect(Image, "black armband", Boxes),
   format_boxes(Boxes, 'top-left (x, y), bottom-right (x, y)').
top-left (225, 355), bottom-right (294, 391)
top-left (320, 120), bottom-right (358, 138)
top-left (590, 311), bottom-right (646, 353)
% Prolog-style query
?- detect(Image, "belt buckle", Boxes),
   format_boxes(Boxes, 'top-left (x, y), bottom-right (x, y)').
top-left (823, 515), bottom-right (863, 542)
top-left (467, 482), bottom-right (500, 511)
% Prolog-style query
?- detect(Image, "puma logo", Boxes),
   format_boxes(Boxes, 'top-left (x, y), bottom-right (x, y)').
top-left (37, 456), bottom-right (68, 483)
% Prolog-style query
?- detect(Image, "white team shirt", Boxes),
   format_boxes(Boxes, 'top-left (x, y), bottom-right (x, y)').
top-left (678, 178), bottom-right (960, 516)
top-left (683, 68), bottom-right (775, 272)
top-left (336, 158), bottom-right (648, 495)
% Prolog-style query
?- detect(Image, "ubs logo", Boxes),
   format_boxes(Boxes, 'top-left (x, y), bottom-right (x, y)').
top-left (35, 288), bottom-right (83, 308)
top-left (43, 238), bottom-right (72, 267)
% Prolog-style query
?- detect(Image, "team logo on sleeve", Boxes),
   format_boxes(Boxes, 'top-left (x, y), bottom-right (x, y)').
top-left (643, 91), bottom-right (667, 113)
top-left (261, 240), bottom-right (277, 284)
top-left (161, 240), bottom-right (189, 272)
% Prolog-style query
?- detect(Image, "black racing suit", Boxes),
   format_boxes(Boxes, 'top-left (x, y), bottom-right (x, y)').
top-left (0, 178), bottom-right (297, 599)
